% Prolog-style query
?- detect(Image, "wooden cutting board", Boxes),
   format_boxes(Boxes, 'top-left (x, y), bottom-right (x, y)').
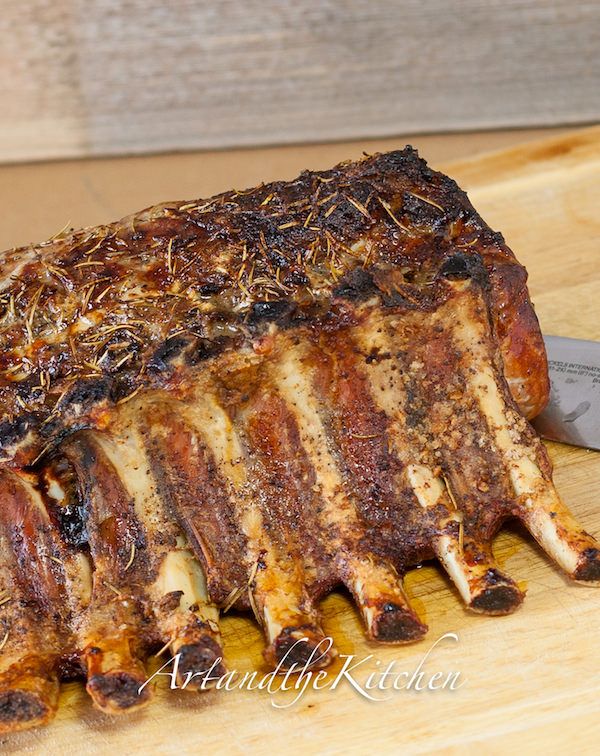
top-left (3, 127), bottom-right (600, 756)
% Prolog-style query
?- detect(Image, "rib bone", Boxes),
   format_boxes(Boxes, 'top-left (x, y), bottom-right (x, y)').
top-left (61, 434), bottom-right (151, 713)
top-left (0, 472), bottom-right (62, 733)
top-left (406, 465), bottom-right (523, 613)
top-left (272, 343), bottom-right (428, 642)
top-left (334, 314), bottom-right (523, 615)
top-left (145, 391), bottom-right (332, 669)
top-left (447, 280), bottom-right (600, 581)
top-left (77, 422), bottom-right (228, 700)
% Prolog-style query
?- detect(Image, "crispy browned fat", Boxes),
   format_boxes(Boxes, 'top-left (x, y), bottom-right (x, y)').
top-left (0, 149), bottom-right (597, 733)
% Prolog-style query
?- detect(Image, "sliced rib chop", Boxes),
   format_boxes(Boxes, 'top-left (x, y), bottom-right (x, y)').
top-left (0, 149), bottom-right (597, 733)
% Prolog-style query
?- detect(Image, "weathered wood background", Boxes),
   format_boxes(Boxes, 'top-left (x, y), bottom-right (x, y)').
top-left (0, 0), bottom-right (599, 163)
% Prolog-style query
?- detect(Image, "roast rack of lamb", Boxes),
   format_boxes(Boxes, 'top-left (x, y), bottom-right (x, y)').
top-left (0, 148), bottom-right (598, 733)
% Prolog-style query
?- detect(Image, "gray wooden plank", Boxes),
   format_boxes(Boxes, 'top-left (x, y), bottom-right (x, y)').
top-left (0, 0), bottom-right (598, 162)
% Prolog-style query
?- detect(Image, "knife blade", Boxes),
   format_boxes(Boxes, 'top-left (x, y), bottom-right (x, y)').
top-left (532, 335), bottom-right (600, 451)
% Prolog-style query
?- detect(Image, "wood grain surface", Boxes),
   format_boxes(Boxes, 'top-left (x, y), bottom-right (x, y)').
top-left (1, 1), bottom-right (599, 163)
top-left (1, 127), bottom-right (600, 755)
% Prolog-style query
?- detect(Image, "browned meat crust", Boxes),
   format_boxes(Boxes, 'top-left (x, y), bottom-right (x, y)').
top-left (0, 148), bottom-right (547, 466)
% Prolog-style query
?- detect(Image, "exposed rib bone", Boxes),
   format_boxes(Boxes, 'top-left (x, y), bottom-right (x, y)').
top-left (349, 315), bottom-right (524, 615)
top-left (449, 280), bottom-right (600, 582)
top-left (345, 555), bottom-right (426, 642)
top-left (141, 397), bottom-right (247, 601)
top-left (61, 434), bottom-right (152, 714)
top-left (248, 549), bottom-right (330, 668)
top-left (235, 387), bottom-right (334, 666)
top-left (0, 472), bottom-right (62, 732)
top-left (406, 465), bottom-right (523, 614)
top-left (157, 389), bottom-right (330, 667)
top-left (272, 343), bottom-right (427, 642)
top-left (154, 544), bottom-right (224, 688)
top-left (82, 419), bottom-right (227, 691)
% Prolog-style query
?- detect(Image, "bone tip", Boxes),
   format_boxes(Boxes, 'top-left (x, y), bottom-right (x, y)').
top-left (468, 569), bottom-right (525, 615)
top-left (0, 689), bottom-right (55, 734)
top-left (369, 602), bottom-right (428, 643)
top-left (573, 547), bottom-right (600, 583)
top-left (265, 626), bottom-right (335, 670)
top-left (87, 671), bottom-right (152, 714)
top-left (176, 637), bottom-right (226, 689)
